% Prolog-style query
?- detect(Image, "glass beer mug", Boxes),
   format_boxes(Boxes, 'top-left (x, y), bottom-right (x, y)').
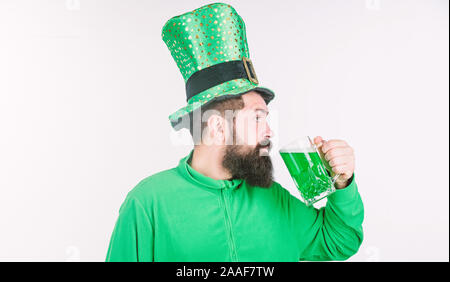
top-left (279, 136), bottom-right (341, 206)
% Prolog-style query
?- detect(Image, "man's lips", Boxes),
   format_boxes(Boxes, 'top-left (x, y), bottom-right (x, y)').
top-left (259, 142), bottom-right (272, 151)
top-left (258, 144), bottom-right (271, 156)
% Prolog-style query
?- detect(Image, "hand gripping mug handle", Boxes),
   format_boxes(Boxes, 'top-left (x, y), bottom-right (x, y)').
top-left (307, 136), bottom-right (341, 185)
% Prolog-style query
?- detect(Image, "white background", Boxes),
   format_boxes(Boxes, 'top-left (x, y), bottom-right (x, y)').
top-left (0, 0), bottom-right (448, 262)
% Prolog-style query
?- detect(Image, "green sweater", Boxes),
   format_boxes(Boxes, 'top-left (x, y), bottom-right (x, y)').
top-left (106, 149), bottom-right (364, 262)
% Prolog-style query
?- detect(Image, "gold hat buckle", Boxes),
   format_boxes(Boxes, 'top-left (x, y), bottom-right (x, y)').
top-left (242, 57), bottom-right (259, 84)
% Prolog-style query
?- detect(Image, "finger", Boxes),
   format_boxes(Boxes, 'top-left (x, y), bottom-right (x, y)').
top-left (328, 155), bottom-right (353, 167)
top-left (322, 140), bottom-right (349, 153)
top-left (331, 165), bottom-right (352, 178)
top-left (314, 136), bottom-right (323, 146)
top-left (324, 147), bottom-right (354, 161)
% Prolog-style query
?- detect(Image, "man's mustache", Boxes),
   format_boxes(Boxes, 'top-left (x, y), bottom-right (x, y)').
top-left (257, 139), bottom-right (272, 155)
top-left (258, 139), bottom-right (272, 148)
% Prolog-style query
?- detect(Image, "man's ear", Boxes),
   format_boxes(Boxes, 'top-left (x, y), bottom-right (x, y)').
top-left (205, 114), bottom-right (225, 145)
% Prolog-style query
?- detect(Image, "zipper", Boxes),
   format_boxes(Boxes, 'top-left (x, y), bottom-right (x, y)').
top-left (221, 188), bottom-right (238, 261)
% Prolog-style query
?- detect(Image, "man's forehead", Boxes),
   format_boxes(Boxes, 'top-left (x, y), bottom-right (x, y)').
top-left (242, 92), bottom-right (269, 113)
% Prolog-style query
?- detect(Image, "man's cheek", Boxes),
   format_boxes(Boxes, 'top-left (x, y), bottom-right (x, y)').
top-left (235, 117), bottom-right (258, 146)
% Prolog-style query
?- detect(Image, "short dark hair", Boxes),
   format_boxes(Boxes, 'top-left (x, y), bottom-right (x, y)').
top-left (188, 95), bottom-right (245, 144)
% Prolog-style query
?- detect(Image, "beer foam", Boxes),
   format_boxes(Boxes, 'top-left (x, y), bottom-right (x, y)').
top-left (279, 137), bottom-right (320, 153)
top-left (279, 147), bottom-right (316, 153)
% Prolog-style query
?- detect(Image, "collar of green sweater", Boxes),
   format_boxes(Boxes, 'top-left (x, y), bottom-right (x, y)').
top-left (177, 149), bottom-right (244, 190)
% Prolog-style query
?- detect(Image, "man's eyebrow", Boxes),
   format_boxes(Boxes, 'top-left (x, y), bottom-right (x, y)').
top-left (254, 108), bottom-right (269, 115)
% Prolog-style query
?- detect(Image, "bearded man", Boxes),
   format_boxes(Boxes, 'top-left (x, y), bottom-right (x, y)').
top-left (106, 3), bottom-right (364, 262)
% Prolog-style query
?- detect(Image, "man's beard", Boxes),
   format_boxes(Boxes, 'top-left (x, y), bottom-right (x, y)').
top-left (222, 140), bottom-right (274, 188)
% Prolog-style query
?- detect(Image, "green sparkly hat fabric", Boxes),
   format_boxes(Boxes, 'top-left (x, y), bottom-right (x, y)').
top-left (162, 2), bottom-right (275, 130)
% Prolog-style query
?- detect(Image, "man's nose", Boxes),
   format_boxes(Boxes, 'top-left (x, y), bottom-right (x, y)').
top-left (264, 122), bottom-right (274, 139)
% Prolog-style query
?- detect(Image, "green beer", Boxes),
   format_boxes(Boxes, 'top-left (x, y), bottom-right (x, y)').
top-left (280, 150), bottom-right (335, 205)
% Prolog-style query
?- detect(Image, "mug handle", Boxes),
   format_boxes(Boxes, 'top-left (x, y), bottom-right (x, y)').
top-left (307, 136), bottom-right (342, 185)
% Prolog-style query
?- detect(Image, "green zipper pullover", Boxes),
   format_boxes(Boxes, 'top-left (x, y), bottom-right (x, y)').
top-left (106, 149), bottom-right (364, 262)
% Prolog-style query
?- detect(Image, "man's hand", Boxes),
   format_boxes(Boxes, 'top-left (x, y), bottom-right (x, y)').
top-left (313, 136), bottom-right (355, 189)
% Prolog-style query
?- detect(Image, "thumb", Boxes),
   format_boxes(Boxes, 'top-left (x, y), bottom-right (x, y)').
top-left (314, 136), bottom-right (328, 160)
top-left (314, 136), bottom-right (324, 147)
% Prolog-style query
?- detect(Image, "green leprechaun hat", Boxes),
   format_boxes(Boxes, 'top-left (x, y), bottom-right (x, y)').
top-left (162, 2), bottom-right (275, 130)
